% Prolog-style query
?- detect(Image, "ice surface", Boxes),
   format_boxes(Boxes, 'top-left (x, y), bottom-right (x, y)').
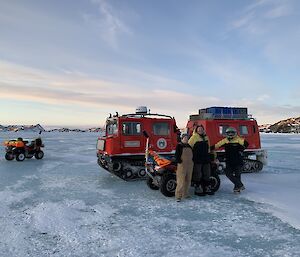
top-left (0, 132), bottom-right (300, 257)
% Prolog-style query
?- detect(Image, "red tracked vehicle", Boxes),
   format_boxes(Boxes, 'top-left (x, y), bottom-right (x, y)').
top-left (96, 107), bottom-right (180, 180)
top-left (186, 107), bottom-right (267, 173)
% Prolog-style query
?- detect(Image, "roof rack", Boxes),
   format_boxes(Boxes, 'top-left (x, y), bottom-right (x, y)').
top-left (189, 113), bottom-right (253, 121)
top-left (120, 113), bottom-right (173, 119)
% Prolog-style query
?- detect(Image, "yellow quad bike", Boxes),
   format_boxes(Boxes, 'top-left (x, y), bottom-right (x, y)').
top-left (143, 131), bottom-right (221, 197)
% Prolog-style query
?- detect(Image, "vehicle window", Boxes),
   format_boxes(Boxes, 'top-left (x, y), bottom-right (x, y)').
top-left (240, 125), bottom-right (248, 135)
top-left (107, 124), bottom-right (113, 135)
top-left (107, 120), bottom-right (118, 135)
top-left (153, 122), bottom-right (170, 135)
top-left (219, 125), bottom-right (229, 135)
top-left (122, 122), bottom-right (141, 135)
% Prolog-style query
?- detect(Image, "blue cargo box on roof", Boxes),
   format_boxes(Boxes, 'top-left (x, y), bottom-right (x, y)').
top-left (199, 107), bottom-right (248, 118)
top-left (232, 108), bottom-right (247, 114)
top-left (206, 107), bottom-right (223, 114)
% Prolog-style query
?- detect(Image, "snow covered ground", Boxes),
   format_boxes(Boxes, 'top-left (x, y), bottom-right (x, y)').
top-left (0, 132), bottom-right (300, 257)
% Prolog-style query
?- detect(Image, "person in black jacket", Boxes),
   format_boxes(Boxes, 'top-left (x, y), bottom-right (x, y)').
top-left (175, 134), bottom-right (193, 202)
top-left (189, 125), bottom-right (214, 196)
top-left (211, 127), bottom-right (249, 193)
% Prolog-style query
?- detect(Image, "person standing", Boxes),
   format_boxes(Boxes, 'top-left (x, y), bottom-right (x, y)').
top-left (188, 125), bottom-right (213, 196)
top-left (175, 134), bottom-right (193, 202)
top-left (211, 127), bottom-right (249, 193)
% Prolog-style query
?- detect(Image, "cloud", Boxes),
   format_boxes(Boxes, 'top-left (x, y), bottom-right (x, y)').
top-left (231, 12), bottom-right (255, 29)
top-left (264, 1), bottom-right (292, 19)
top-left (227, 0), bottom-right (300, 69)
top-left (231, 0), bottom-right (293, 33)
top-left (257, 94), bottom-right (270, 101)
top-left (230, 98), bottom-right (300, 124)
top-left (1, 61), bottom-right (298, 126)
top-left (83, 0), bottom-right (132, 48)
top-left (0, 61), bottom-right (221, 126)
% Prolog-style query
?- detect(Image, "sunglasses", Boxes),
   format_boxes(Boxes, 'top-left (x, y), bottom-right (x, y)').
top-left (226, 132), bottom-right (236, 136)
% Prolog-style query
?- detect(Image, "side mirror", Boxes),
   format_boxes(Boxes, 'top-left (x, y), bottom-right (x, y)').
top-left (143, 130), bottom-right (149, 138)
top-left (173, 125), bottom-right (178, 133)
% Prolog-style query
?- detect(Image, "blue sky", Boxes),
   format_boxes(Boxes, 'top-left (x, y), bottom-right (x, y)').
top-left (0, 0), bottom-right (299, 127)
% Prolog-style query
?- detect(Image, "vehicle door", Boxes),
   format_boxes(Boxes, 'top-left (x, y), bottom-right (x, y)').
top-left (151, 121), bottom-right (173, 153)
top-left (120, 120), bottom-right (144, 154)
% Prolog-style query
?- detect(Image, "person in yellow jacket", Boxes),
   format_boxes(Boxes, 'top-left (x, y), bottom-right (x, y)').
top-left (188, 125), bottom-right (214, 196)
top-left (211, 127), bottom-right (249, 193)
top-left (175, 134), bottom-right (193, 202)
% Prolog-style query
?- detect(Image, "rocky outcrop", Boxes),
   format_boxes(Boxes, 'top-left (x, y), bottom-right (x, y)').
top-left (0, 124), bottom-right (45, 132)
top-left (260, 117), bottom-right (300, 133)
top-left (0, 124), bottom-right (104, 133)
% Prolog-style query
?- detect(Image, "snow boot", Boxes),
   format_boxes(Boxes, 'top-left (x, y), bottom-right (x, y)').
top-left (204, 181), bottom-right (214, 195)
top-left (239, 185), bottom-right (245, 191)
top-left (194, 185), bottom-right (206, 196)
top-left (233, 186), bottom-right (241, 193)
top-left (205, 186), bottom-right (215, 195)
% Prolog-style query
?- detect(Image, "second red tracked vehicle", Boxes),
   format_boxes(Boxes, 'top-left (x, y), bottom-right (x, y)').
top-left (186, 107), bottom-right (267, 173)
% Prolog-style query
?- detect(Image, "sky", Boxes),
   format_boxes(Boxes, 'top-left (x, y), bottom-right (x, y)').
top-left (0, 0), bottom-right (300, 128)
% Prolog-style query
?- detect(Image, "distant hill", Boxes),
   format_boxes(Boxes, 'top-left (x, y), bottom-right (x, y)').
top-left (0, 124), bottom-right (104, 133)
top-left (46, 127), bottom-right (104, 133)
top-left (0, 124), bottom-right (45, 132)
top-left (260, 117), bottom-right (300, 133)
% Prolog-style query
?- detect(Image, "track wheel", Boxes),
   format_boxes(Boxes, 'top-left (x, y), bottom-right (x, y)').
top-left (113, 162), bottom-right (122, 172)
top-left (160, 173), bottom-right (176, 197)
top-left (122, 168), bottom-right (133, 180)
top-left (217, 164), bottom-right (225, 174)
top-left (253, 161), bottom-right (263, 172)
top-left (16, 153), bottom-right (25, 161)
top-left (243, 161), bottom-right (252, 172)
top-left (5, 152), bottom-right (14, 161)
top-left (209, 174), bottom-right (221, 192)
top-left (97, 158), bottom-right (107, 169)
top-left (146, 176), bottom-right (159, 190)
top-left (138, 168), bottom-right (147, 178)
top-left (35, 150), bottom-right (44, 159)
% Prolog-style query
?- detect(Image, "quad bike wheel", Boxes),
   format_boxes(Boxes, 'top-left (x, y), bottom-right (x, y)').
top-left (35, 150), bottom-right (44, 159)
top-left (146, 176), bottom-right (159, 190)
top-left (16, 153), bottom-right (25, 162)
top-left (5, 152), bottom-right (14, 161)
top-left (209, 173), bottom-right (221, 192)
top-left (160, 173), bottom-right (177, 197)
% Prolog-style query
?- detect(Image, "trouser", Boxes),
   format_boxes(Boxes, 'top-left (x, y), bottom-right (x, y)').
top-left (175, 163), bottom-right (193, 199)
top-left (192, 163), bottom-right (211, 184)
top-left (192, 163), bottom-right (211, 192)
top-left (225, 164), bottom-right (243, 188)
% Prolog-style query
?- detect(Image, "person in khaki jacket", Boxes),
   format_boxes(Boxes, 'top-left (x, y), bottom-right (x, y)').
top-left (175, 134), bottom-right (193, 202)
